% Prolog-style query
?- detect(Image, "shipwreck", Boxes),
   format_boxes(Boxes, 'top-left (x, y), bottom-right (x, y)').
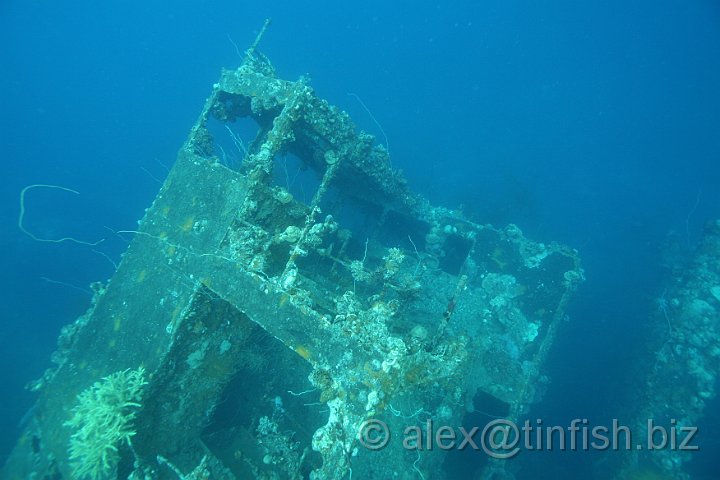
top-left (3, 26), bottom-right (585, 480)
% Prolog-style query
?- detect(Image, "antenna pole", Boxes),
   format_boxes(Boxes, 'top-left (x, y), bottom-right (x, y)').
top-left (246, 18), bottom-right (272, 60)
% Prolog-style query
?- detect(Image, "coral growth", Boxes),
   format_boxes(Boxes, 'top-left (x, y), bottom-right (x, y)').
top-left (64, 367), bottom-right (147, 480)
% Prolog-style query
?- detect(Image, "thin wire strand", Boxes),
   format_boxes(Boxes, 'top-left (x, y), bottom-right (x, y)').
top-left (18, 184), bottom-right (106, 245)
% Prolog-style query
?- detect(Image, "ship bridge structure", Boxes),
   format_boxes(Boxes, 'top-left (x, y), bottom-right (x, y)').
top-left (3, 28), bottom-right (585, 480)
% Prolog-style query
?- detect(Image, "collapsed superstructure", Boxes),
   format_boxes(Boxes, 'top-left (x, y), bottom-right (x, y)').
top-left (3, 30), bottom-right (583, 480)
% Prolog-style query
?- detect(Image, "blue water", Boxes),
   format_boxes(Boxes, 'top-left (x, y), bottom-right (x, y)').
top-left (1, 1), bottom-right (719, 478)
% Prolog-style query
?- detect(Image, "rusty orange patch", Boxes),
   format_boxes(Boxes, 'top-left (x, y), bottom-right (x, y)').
top-left (181, 217), bottom-right (194, 232)
top-left (295, 345), bottom-right (311, 361)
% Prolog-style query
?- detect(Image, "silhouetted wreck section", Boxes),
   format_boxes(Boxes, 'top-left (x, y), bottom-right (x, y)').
top-left (3, 35), bottom-right (583, 480)
top-left (613, 221), bottom-right (720, 480)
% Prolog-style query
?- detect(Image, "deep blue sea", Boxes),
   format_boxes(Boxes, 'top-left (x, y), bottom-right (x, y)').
top-left (2, 1), bottom-right (719, 478)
